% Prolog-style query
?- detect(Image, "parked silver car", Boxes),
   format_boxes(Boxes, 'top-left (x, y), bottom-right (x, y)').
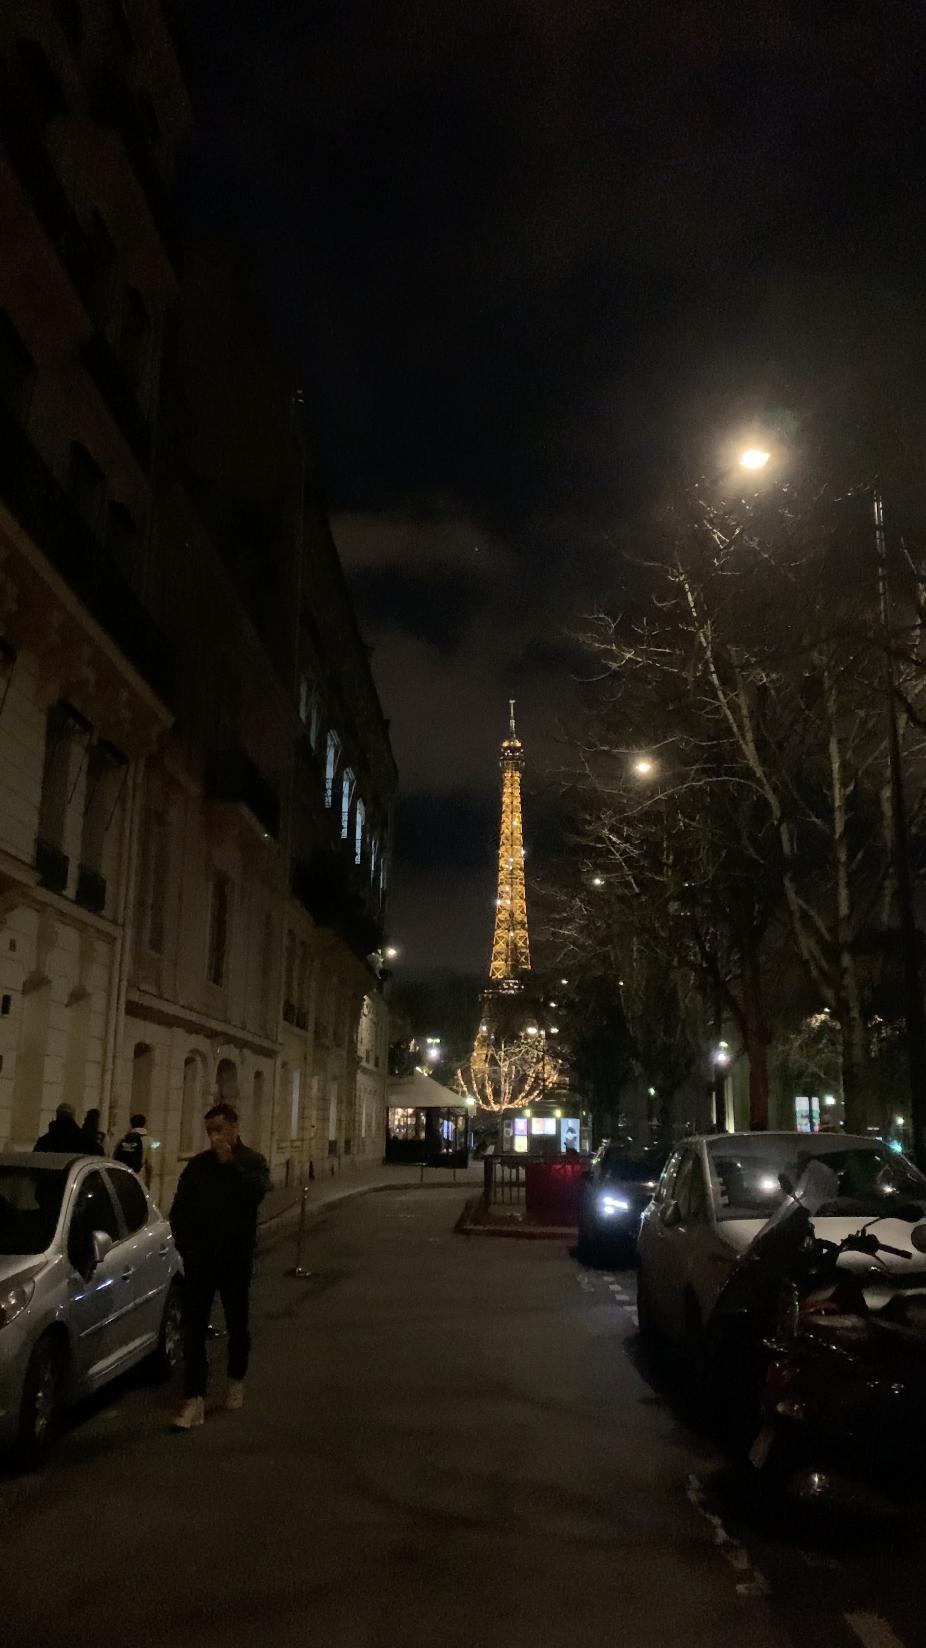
top-left (0, 1152), bottom-right (183, 1464)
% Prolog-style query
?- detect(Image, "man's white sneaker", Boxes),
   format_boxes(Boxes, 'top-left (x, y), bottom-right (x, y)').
top-left (171, 1397), bottom-right (205, 1431)
top-left (225, 1380), bottom-right (245, 1411)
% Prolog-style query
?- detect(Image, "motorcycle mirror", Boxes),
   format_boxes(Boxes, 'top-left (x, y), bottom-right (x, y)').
top-left (893, 1202), bottom-right (926, 1224)
top-left (910, 1224), bottom-right (926, 1254)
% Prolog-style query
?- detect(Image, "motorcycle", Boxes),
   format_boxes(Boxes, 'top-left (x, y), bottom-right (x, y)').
top-left (711, 1162), bottom-right (926, 1514)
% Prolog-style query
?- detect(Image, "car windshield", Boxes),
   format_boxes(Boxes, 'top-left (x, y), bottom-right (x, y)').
top-left (0, 1166), bottom-right (67, 1255)
top-left (707, 1138), bottom-right (926, 1222)
top-left (601, 1152), bottom-right (664, 1184)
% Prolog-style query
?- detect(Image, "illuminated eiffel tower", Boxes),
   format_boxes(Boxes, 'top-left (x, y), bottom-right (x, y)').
top-left (486, 700), bottom-right (531, 996)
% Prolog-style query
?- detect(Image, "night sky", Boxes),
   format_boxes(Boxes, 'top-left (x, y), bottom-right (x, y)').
top-left (175, 0), bottom-right (926, 981)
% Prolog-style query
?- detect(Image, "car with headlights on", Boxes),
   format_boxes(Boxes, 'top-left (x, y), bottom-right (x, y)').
top-left (575, 1144), bottom-right (666, 1265)
top-left (0, 1152), bottom-right (183, 1466)
top-left (636, 1132), bottom-right (926, 1378)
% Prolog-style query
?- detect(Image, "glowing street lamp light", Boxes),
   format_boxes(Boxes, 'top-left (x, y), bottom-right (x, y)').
top-left (632, 756), bottom-right (655, 778)
top-left (591, 875), bottom-right (604, 888)
top-left (384, 945), bottom-right (399, 960)
top-left (739, 447), bottom-right (771, 471)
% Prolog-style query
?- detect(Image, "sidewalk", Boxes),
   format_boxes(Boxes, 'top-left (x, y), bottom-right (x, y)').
top-left (257, 1159), bottom-right (483, 1235)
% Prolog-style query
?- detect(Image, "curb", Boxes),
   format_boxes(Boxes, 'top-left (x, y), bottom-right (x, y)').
top-left (258, 1175), bottom-right (476, 1237)
top-left (455, 1194), bottom-right (576, 1241)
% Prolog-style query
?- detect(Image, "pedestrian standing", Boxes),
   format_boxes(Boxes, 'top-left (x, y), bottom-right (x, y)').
top-left (80, 1108), bottom-right (106, 1156)
top-left (168, 1101), bottom-right (269, 1431)
top-left (34, 1103), bottom-right (83, 1153)
top-left (114, 1112), bottom-right (153, 1187)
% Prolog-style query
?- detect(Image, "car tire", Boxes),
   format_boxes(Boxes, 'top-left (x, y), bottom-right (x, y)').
top-left (150, 1280), bottom-right (183, 1382)
top-left (16, 1333), bottom-right (66, 1470)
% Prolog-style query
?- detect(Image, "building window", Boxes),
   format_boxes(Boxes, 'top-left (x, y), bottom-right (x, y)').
top-left (290, 1068), bottom-right (301, 1140)
top-left (298, 675), bottom-right (321, 747)
top-left (180, 1053), bottom-right (206, 1156)
top-left (207, 875), bottom-right (231, 986)
top-left (340, 767), bottom-right (354, 840)
top-left (0, 310), bottom-right (37, 422)
top-left (324, 731), bottom-right (340, 808)
top-left (79, 739), bottom-right (125, 897)
top-left (38, 702), bottom-right (87, 861)
top-left (140, 809), bottom-right (168, 954)
top-left (118, 286), bottom-right (149, 388)
top-left (67, 443), bottom-right (105, 534)
top-left (354, 797), bottom-right (366, 866)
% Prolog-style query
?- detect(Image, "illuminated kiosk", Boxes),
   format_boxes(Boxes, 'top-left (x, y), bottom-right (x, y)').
top-left (385, 1070), bottom-right (470, 1167)
top-left (500, 1096), bottom-right (591, 1157)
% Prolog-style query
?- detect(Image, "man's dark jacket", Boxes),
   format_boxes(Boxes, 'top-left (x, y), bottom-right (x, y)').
top-left (169, 1143), bottom-right (269, 1267)
top-left (35, 1114), bottom-right (84, 1153)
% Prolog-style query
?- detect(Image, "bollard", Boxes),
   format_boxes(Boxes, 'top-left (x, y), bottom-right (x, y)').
top-left (287, 1184), bottom-right (315, 1279)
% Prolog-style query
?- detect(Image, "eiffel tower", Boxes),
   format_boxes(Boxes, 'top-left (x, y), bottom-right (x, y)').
top-left (486, 700), bottom-right (531, 996)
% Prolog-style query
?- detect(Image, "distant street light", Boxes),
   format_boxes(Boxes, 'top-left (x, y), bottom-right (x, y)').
top-left (591, 875), bottom-right (604, 888)
top-left (525, 1025), bottom-right (538, 1037)
top-left (632, 756), bottom-right (655, 777)
top-left (384, 945), bottom-right (399, 960)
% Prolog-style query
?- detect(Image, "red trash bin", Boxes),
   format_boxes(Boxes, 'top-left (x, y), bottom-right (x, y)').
top-left (525, 1158), bottom-right (587, 1225)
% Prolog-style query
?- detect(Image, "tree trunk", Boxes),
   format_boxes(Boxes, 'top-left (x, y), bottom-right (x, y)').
top-left (826, 662), bottom-right (870, 1134)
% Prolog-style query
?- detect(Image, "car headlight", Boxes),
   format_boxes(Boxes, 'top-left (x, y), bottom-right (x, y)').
top-left (598, 1194), bottom-right (630, 1217)
top-left (0, 1279), bottom-right (36, 1329)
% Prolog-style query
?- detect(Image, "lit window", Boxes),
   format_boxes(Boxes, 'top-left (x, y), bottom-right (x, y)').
top-left (324, 731), bottom-right (340, 807)
top-left (355, 797), bottom-right (365, 865)
top-left (341, 767), bottom-right (354, 839)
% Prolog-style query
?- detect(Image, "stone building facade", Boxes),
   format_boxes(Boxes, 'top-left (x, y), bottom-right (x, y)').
top-left (0, 1), bottom-right (396, 1205)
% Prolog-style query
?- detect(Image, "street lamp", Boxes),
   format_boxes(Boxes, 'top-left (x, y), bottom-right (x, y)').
top-left (384, 945), bottom-right (399, 960)
top-left (632, 755), bottom-right (656, 777)
top-left (591, 875), bottom-right (604, 888)
top-left (739, 447), bottom-right (771, 471)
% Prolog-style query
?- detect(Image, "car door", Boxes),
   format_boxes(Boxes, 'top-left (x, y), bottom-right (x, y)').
top-left (652, 1149), bottom-right (700, 1339)
top-left (639, 1147), bottom-right (684, 1328)
top-left (65, 1168), bottom-right (127, 1387)
top-left (105, 1166), bottom-right (171, 1356)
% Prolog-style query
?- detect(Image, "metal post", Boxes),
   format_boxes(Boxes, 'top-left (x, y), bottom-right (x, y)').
top-left (287, 1183), bottom-right (315, 1278)
top-left (874, 490), bottom-right (926, 1165)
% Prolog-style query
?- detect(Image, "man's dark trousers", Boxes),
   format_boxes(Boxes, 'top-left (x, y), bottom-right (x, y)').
top-left (181, 1258), bottom-right (252, 1399)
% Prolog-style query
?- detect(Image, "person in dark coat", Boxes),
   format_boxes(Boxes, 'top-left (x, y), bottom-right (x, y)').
top-left (34, 1103), bottom-right (84, 1153)
top-left (168, 1101), bottom-right (269, 1430)
top-left (79, 1108), bottom-right (105, 1156)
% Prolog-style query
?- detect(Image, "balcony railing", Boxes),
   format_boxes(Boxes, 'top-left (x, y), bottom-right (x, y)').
top-left (206, 749), bottom-right (281, 840)
top-left (0, 405), bottom-right (171, 704)
top-left (35, 838), bottom-right (69, 895)
top-left (291, 849), bottom-right (382, 960)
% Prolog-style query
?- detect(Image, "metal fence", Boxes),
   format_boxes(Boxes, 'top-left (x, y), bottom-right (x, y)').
top-left (482, 1154), bottom-right (527, 1208)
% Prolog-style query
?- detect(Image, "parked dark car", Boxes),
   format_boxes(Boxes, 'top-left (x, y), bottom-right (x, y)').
top-left (576, 1144), bottom-right (667, 1265)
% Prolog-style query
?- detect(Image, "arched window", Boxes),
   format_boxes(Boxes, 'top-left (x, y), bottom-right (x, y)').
top-left (340, 768), bottom-right (354, 839)
top-left (180, 1052), bottom-right (206, 1155)
top-left (216, 1057), bottom-right (238, 1104)
top-left (324, 731), bottom-right (340, 807)
top-left (354, 797), bottom-right (366, 866)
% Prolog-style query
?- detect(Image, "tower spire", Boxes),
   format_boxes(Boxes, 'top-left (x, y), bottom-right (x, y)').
top-left (487, 703), bottom-right (531, 989)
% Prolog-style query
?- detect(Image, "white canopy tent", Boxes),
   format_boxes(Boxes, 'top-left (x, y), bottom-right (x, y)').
top-left (387, 1071), bottom-right (465, 1109)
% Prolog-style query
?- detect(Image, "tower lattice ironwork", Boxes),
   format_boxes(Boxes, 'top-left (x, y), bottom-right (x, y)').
top-left (487, 700), bottom-right (531, 992)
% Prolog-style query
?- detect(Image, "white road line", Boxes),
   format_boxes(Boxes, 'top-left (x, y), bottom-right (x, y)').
top-left (845, 1613), bottom-right (908, 1648)
top-left (602, 1273), bottom-right (616, 1283)
top-left (686, 1474), bottom-right (770, 1599)
top-left (630, 1309), bottom-right (639, 1326)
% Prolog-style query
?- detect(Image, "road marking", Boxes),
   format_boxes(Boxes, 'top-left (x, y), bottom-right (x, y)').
top-left (629, 1309), bottom-right (639, 1326)
top-left (845, 1614), bottom-right (908, 1648)
top-left (602, 1273), bottom-right (616, 1283)
top-left (686, 1474), bottom-right (769, 1598)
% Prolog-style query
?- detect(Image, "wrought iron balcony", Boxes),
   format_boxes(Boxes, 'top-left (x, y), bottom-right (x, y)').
top-left (0, 405), bottom-right (171, 704)
top-left (291, 850), bottom-right (382, 960)
top-left (75, 865), bottom-right (106, 914)
top-left (35, 838), bottom-right (68, 895)
top-left (205, 750), bottom-right (280, 841)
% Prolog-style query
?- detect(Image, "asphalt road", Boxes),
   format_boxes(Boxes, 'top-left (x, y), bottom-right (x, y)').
top-left (3, 1188), bottom-right (924, 1648)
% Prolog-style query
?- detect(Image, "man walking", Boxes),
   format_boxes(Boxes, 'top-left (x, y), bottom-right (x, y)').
top-left (34, 1102), bottom-right (84, 1152)
top-left (168, 1101), bottom-right (269, 1430)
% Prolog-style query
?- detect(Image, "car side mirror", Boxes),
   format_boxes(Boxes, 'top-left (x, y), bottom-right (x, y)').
top-left (662, 1199), bottom-right (682, 1229)
top-left (91, 1230), bottom-right (114, 1269)
top-left (911, 1224), bottom-right (926, 1254)
top-left (894, 1202), bottom-right (925, 1224)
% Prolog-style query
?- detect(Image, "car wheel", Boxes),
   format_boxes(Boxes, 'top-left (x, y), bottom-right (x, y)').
top-left (16, 1333), bottom-right (66, 1470)
top-left (150, 1280), bottom-right (183, 1382)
